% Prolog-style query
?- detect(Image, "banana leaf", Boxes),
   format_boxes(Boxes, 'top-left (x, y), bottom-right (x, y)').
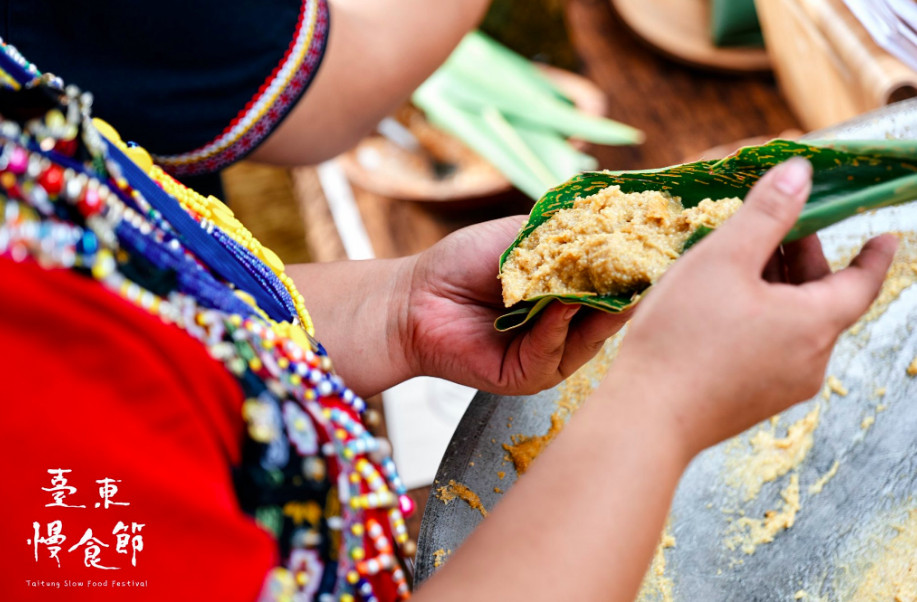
top-left (495, 139), bottom-right (917, 331)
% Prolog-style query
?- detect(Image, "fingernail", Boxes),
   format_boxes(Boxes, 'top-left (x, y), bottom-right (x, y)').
top-left (774, 158), bottom-right (812, 196)
top-left (563, 305), bottom-right (580, 321)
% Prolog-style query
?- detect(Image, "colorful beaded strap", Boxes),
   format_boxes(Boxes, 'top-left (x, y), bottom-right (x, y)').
top-left (0, 39), bottom-right (413, 601)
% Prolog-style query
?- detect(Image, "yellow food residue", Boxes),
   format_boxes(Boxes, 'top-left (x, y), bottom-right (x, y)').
top-left (502, 335), bottom-right (621, 476)
top-left (726, 473), bottom-right (801, 555)
top-left (435, 480), bottom-right (488, 518)
top-left (432, 548), bottom-right (452, 569)
top-left (842, 508), bottom-right (917, 601)
top-left (637, 524), bottom-right (677, 602)
top-left (822, 375), bottom-right (848, 399)
top-left (503, 413), bottom-right (565, 476)
top-left (907, 356), bottom-right (917, 377)
top-left (860, 415), bottom-right (875, 432)
top-left (808, 460), bottom-right (840, 495)
top-left (728, 404), bottom-right (821, 501)
top-left (847, 232), bottom-right (917, 335)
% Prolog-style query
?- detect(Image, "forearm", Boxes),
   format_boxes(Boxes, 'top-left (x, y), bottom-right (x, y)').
top-left (251, 0), bottom-right (492, 165)
top-left (416, 368), bottom-right (690, 601)
top-left (287, 256), bottom-right (418, 397)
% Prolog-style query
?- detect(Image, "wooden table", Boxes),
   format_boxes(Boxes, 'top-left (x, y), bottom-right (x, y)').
top-left (292, 0), bottom-right (800, 552)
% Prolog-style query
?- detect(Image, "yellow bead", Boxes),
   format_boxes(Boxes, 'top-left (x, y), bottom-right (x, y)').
top-left (234, 290), bottom-right (257, 307)
top-left (46, 109), bottom-right (66, 130)
top-left (346, 571), bottom-right (360, 585)
top-left (350, 547), bottom-right (365, 561)
top-left (289, 327), bottom-right (312, 352)
top-left (210, 197), bottom-right (235, 217)
top-left (211, 209), bottom-right (244, 236)
top-left (351, 524), bottom-right (365, 536)
top-left (258, 245), bottom-right (285, 274)
top-left (92, 118), bottom-right (124, 147)
top-left (124, 145), bottom-right (153, 174)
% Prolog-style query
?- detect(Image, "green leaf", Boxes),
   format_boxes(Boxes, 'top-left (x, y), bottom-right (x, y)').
top-left (413, 78), bottom-right (548, 200)
top-left (496, 139), bottom-right (917, 331)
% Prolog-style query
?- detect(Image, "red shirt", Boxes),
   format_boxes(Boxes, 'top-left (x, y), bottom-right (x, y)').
top-left (0, 258), bottom-right (276, 600)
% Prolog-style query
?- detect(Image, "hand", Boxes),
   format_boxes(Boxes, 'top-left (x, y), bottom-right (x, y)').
top-left (400, 216), bottom-right (632, 395)
top-left (607, 157), bottom-right (898, 458)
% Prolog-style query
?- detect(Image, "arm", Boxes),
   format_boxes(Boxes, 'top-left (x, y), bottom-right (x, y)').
top-left (250, 0), bottom-right (492, 165)
top-left (414, 158), bottom-right (897, 600)
top-left (287, 216), bottom-right (630, 398)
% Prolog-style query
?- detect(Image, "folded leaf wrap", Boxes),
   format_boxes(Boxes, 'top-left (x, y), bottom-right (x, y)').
top-left (496, 139), bottom-right (917, 331)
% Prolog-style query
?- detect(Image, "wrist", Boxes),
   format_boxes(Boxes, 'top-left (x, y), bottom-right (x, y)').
top-left (385, 252), bottom-right (423, 388)
top-left (594, 357), bottom-right (701, 469)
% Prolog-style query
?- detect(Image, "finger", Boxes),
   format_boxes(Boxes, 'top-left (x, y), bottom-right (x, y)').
top-left (558, 308), bottom-right (633, 376)
top-left (783, 234), bottom-right (831, 284)
top-left (762, 248), bottom-right (787, 283)
top-left (805, 234), bottom-right (898, 328)
top-left (708, 158), bottom-right (813, 270)
top-left (517, 301), bottom-right (579, 380)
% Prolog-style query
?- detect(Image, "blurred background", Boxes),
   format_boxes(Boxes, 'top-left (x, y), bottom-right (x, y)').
top-left (221, 0), bottom-right (917, 541)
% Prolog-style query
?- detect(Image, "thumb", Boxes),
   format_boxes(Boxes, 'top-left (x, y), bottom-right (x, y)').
top-left (709, 157), bottom-right (813, 269)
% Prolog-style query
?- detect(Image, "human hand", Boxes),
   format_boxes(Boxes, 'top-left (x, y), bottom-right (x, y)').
top-left (400, 216), bottom-right (631, 396)
top-left (607, 158), bottom-right (898, 459)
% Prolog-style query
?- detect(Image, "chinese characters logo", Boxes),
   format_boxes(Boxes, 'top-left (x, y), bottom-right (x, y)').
top-left (28, 469), bottom-right (145, 570)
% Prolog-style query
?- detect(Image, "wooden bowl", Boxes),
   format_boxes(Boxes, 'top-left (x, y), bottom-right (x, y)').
top-left (611, 0), bottom-right (771, 73)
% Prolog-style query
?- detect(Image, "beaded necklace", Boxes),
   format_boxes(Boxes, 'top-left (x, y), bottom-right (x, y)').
top-left (0, 39), bottom-right (412, 601)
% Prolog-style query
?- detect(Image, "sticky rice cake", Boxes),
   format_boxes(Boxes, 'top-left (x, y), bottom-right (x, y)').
top-left (501, 185), bottom-right (742, 306)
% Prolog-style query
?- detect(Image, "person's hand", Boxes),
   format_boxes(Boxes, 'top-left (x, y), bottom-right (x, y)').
top-left (400, 216), bottom-right (632, 396)
top-left (606, 157), bottom-right (898, 459)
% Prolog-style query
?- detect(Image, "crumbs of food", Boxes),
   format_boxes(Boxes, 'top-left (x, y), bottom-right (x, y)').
top-left (503, 413), bottom-right (565, 476)
top-left (637, 523), bottom-right (677, 602)
top-left (808, 460), bottom-right (840, 495)
top-left (435, 480), bottom-right (488, 518)
top-left (907, 356), bottom-right (917, 377)
top-left (433, 548), bottom-right (452, 569)
top-left (845, 233), bottom-right (917, 335)
top-left (842, 508), bottom-right (917, 600)
top-left (861, 415), bottom-right (876, 431)
top-left (823, 375), bottom-right (848, 399)
top-left (727, 404), bottom-right (821, 502)
top-left (500, 186), bottom-right (742, 306)
top-left (494, 487), bottom-right (503, 494)
top-left (726, 473), bottom-right (801, 555)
